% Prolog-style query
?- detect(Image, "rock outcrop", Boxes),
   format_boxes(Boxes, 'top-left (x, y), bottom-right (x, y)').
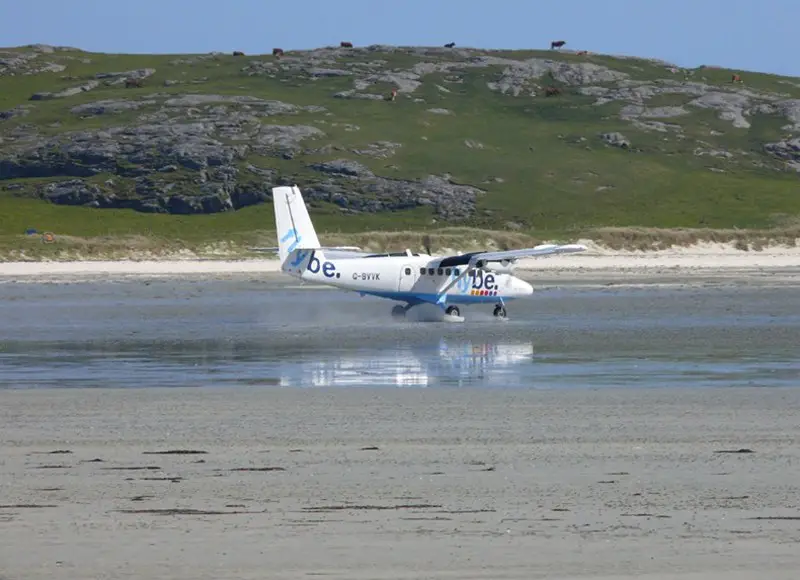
top-left (1, 43), bottom-right (799, 223)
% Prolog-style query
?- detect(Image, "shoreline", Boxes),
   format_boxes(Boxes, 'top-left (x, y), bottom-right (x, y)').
top-left (2, 244), bottom-right (800, 283)
top-left (1, 240), bottom-right (799, 285)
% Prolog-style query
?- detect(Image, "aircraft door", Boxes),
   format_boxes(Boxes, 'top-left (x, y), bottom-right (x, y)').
top-left (398, 265), bottom-right (417, 292)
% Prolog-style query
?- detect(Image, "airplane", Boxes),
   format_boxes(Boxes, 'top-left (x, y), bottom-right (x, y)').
top-left (265, 184), bottom-right (587, 322)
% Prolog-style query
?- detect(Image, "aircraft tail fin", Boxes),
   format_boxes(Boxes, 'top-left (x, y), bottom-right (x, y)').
top-left (273, 185), bottom-right (321, 265)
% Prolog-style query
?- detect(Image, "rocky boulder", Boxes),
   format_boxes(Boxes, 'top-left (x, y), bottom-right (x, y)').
top-left (600, 132), bottom-right (631, 148)
top-left (309, 159), bottom-right (374, 177)
top-left (303, 165), bottom-right (485, 220)
top-left (764, 138), bottom-right (800, 165)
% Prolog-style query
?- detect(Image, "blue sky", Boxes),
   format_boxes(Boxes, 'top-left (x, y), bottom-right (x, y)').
top-left (2, 0), bottom-right (798, 77)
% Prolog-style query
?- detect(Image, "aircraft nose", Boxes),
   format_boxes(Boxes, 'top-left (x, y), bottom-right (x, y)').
top-left (514, 278), bottom-right (533, 296)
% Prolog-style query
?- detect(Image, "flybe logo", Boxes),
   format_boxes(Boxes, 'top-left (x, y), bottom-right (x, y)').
top-left (289, 249), bottom-right (308, 268)
top-left (456, 270), bottom-right (498, 295)
top-left (308, 255), bottom-right (340, 278)
top-left (282, 226), bottom-right (341, 279)
top-left (287, 249), bottom-right (341, 279)
top-left (281, 228), bottom-right (301, 253)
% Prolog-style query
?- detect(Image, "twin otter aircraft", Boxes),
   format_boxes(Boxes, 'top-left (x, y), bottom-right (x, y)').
top-left (270, 185), bottom-right (586, 322)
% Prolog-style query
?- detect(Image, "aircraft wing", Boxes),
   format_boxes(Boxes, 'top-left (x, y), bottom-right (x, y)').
top-left (437, 243), bottom-right (587, 268)
top-left (436, 243), bottom-right (587, 297)
top-left (470, 243), bottom-right (587, 262)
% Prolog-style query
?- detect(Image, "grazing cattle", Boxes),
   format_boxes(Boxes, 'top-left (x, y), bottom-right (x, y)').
top-left (551, 40), bottom-right (566, 49)
top-left (389, 88), bottom-right (397, 101)
top-left (340, 41), bottom-right (353, 48)
top-left (233, 51), bottom-right (245, 56)
top-left (444, 42), bottom-right (456, 48)
top-left (125, 77), bottom-right (143, 88)
top-left (272, 48), bottom-right (284, 56)
top-left (731, 74), bottom-right (743, 83)
top-left (576, 50), bottom-right (589, 56)
top-left (544, 86), bottom-right (561, 97)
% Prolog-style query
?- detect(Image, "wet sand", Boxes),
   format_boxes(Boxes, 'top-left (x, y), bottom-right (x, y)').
top-left (2, 386), bottom-right (800, 579)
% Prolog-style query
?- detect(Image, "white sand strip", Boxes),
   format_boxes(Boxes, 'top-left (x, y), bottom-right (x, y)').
top-left (517, 240), bottom-right (800, 270)
top-left (1, 386), bottom-right (799, 580)
top-left (1, 242), bottom-right (800, 280)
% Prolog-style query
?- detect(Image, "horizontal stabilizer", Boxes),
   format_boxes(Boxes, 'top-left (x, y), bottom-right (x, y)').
top-left (248, 245), bottom-right (362, 253)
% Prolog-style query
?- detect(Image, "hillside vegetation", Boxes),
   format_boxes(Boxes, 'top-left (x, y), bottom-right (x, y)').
top-left (1, 42), bottom-right (799, 259)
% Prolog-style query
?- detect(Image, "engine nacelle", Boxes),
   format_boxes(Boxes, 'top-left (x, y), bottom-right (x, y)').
top-left (478, 259), bottom-right (517, 274)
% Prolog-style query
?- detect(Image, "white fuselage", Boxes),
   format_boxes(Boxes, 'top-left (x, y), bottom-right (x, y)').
top-left (282, 251), bottom-right (533, 305)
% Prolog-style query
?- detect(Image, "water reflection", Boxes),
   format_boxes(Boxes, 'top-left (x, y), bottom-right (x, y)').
top-left (288, 339), bottom-right (536, 387)
top-left (0, 337), bottom-right (536, 389)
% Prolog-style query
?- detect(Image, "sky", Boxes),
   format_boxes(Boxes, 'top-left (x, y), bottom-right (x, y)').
top-left (1, 0), bottom-right (798, 77)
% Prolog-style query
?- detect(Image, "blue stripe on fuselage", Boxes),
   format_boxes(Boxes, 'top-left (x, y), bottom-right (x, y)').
top-left (358, 290), bottom-right (514, 305)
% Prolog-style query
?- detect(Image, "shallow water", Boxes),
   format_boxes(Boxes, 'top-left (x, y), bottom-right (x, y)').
top-left (0, 278), bottom-right (798, 389)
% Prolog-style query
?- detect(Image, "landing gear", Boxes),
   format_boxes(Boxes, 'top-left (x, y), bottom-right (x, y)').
top-left (391, 304), bottom-right (408, 320)
top-left (442, 304), bottom-right (464, 323)
top-left (493, 303), bottom-right (507, 318)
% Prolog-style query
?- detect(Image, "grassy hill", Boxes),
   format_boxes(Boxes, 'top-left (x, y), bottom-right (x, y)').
top-left (1, 43), bottom-right (799, 259)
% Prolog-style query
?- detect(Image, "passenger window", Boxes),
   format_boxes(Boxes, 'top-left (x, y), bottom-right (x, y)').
top-left (404, 267), bottom-right (411, 275)
top-left (419, 268), bottom-right (426, 275)
top-left (428, 268), bottom-right (435, 275)
top-left (437, 268), bottom-right (443, 275)
top-left (445, 268), bottom-right (451, 275)
top-left (454, 268), bottom-right (460, 276)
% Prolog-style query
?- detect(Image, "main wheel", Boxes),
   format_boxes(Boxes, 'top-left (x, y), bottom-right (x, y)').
top-left (445, 305), bottom-right (460, 317)
top-left (391, 304), bottom-right (407, 320)
top-left (493, 304), bottom-right (507, 318)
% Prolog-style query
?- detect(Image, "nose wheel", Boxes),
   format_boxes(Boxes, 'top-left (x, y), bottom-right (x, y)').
top-left (493, 304), bottom-right (507, 318)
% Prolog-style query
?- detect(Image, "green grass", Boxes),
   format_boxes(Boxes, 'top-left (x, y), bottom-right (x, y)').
top-left (1, 44), bottom-right (799, 259)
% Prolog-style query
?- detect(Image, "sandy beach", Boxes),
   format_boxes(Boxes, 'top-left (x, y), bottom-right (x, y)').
top-left (2, 387), bottom-right (800, 579)
top-left (1, 241), bottom-right (800, 283)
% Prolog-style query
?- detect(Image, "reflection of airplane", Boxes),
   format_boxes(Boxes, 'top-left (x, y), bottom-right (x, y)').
top-left (267, 185), bottom-right (586, 322)
top-left (279, 338), bottom-right (535, 387)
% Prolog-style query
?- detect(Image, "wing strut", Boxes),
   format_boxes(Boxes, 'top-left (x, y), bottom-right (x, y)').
top-left (436, 258), bottom-right (480, 299)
